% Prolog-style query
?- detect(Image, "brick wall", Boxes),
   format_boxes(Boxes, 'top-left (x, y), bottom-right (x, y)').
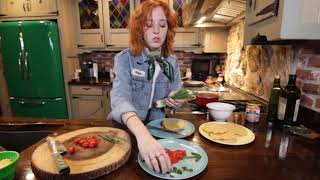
top-left (79, 50), bottom-right (225, 73)
top-left (295, 44), bottom-right (320, 112)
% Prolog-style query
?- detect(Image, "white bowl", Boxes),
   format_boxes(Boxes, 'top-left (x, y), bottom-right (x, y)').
top-left (206, 102), bottom-right (236, 121)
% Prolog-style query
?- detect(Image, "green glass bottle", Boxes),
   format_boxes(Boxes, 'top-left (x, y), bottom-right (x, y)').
top-left (267, 75), bottom-right (281, 123)
top-left (277, 74), bottom-right (301, 125)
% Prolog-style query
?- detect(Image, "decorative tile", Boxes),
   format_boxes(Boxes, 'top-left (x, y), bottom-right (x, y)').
top-left (109, 0), bottom-right (130, 28)
top-left (79, 0), bottom-right (100, 29)
top-left (173, 0), bottom-right (183, 27)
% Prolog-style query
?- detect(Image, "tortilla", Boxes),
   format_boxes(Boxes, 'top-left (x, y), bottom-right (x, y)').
top-left (202, 122), bottom-right (248, 142)
top-left (162, 119), bottom-right (185, 132)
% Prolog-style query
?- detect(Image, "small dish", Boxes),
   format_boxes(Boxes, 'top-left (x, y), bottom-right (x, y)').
top-left (206, 102), bottom-right (236, 121)
top-left (183, 80), bottom-right (204, 87)
top-left (0, 151), bottom-right (20, 180)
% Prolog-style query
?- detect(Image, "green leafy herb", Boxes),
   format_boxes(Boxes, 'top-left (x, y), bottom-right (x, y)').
top-left (156, 88), bottom-right (194, 108)
top-left (98, 134), bottom-right (124, 144)
top-left (184, 152), bottom-right (201, 162)
top-left (169, 166), bottom-right (193, 176)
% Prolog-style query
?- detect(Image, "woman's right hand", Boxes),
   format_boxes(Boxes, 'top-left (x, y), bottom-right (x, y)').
top-left (137, 132), bottom-right (172, 174)
top-left (122, 112), bottom-right (172, 173)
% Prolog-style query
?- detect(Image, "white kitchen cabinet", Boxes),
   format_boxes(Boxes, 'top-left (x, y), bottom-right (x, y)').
top-left (0, 0), bottom-right (58, 18)
top-left (70, 85), bottom-right (111, 119)
top-left (74, 0), bottom-right (136, 49)
top-left (29, 0), bottom-right (58, 16)
top-left (202, 28), bottom-right (227, 53)
top-left (103, 0), bottom-right (135, 48)
top-left (74, 0), bottom-right (199, 50)
top-left (167, 0), bottom-right (200, 48)
top-left (244, 0), bottom-right (320, 44)
top-left (74, 0), bottom-right (105, 48)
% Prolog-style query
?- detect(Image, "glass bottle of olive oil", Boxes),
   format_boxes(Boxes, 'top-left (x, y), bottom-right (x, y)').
top-left (277, 75), bottom-right (301, 125)
top-left (267, 75), bottom-right (281, 123)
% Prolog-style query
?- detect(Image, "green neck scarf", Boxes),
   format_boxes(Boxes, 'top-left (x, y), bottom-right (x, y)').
top-left (144, 48), bottom-right (174, 82)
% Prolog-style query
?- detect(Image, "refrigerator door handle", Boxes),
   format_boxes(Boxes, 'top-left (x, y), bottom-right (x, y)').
top-left (23, 51), bottom-right (29, 79)
top-left (18, 52), bottom-right (23, 77)
top-left (18, 101), bottom-right (46, 105)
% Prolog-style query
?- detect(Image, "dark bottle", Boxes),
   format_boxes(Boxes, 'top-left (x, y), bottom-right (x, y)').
top-left (267, 75), bottom-right (281, 122)
top-left (277, 74), bottom-right (301, 125)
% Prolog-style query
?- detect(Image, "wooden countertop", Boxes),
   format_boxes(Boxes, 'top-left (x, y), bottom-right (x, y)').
top-left (68, 79), bottom-right (112, 86)
top-left (1, 113), bottom-right (319, 180)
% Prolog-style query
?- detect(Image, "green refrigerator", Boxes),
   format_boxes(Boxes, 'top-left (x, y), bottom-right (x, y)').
top-left (0, 21), bottom-right (68, 118)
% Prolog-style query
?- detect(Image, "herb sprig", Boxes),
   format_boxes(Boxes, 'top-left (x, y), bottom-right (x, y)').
top-left (98, 134), bottom-right (125, 144)
top-left (168, 166), bottom-right (193, 177)
top-left (184, 152), bottom-right (202, 162)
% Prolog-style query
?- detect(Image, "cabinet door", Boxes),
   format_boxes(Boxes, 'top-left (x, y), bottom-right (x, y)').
top-left (168, 0), bottom-right (200, 48)
top-left (203, 28), bottom-right (227, 53)
top-left (29, 0), bottom-right (58, 15)
top-left (71, 96), bottom-right (104, 119)
top-left (75, 0), bottom-right (105, 48)
top-left (103, 0), bottom-right (135, 48)
top-left (0, 0), bottom-right (24, 17)
top-left (0, 0), bottom-right (58, 17)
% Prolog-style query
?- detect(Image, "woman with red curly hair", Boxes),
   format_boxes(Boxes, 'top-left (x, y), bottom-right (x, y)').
top-left (109, 0), bottom-right (183, 174)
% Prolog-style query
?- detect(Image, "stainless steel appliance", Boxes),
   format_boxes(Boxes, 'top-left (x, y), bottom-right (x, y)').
top-left (191, 57), bottom-right (219, 81)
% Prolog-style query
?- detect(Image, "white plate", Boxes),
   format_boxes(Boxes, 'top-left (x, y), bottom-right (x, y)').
top-left (199, 122), bottom-right (255, 145)
top-left (183, 80), bottom-right (204, 87)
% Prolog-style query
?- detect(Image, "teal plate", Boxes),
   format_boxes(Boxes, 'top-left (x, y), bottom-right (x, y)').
top-left (138, 139), bottom-right (208, 179)
top-left (147, 118), bottom-right (195, 139)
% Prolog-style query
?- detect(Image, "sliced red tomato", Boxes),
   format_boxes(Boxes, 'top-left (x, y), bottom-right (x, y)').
top-left (88, 141), bottom-right (97, 148)
top-left (165, 148), bottom-right (186, 164)
top-left (68, 146), bottom-right (76, 155)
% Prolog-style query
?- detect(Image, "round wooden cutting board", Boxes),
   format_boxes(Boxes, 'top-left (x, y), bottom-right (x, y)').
top-left (31, 127), bottom-right (131, 179)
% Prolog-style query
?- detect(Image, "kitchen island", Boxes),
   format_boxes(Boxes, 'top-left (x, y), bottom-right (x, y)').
top-left (1, 112), bottom-right (319, 180)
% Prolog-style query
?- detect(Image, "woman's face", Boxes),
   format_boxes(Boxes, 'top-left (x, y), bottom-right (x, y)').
top-left (144, 6), bottom-right (168, 50)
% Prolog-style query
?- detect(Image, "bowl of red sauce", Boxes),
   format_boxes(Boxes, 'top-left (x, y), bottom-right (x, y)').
top-left (195, 92), bottom-right (219, 107)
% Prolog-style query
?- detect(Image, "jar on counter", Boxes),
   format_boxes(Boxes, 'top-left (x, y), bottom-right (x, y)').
top-left (186, 68), bottom-right (192, 80)
top-left (246, 100), bottom-right (261, 122)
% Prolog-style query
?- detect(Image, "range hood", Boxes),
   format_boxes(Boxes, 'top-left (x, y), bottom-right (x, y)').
top-left (182, 0), bottom-right (246, 27)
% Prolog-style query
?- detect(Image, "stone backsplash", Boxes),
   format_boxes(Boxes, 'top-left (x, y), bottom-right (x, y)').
top-left (225, 21), bottom-right (320, 112)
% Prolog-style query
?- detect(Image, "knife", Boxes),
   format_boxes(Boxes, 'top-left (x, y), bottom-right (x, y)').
top-left (46, 136), bottom-right (70, 175)
top-left (146, 125), bottom-right (186, 135)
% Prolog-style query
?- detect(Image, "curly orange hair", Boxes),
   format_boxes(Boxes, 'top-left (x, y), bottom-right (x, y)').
top-left (129, 0), bottom-right (177, 57)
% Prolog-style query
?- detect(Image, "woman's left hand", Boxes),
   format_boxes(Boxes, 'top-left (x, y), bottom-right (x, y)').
top-left (164, 98), bottom-right (184, 109)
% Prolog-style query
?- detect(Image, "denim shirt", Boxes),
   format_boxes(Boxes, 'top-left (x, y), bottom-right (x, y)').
top-left (109, 48), bottom-right (181, 123)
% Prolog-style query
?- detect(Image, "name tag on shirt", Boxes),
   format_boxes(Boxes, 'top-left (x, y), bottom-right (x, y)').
top-left (131, 68), bottom-right (146, 78)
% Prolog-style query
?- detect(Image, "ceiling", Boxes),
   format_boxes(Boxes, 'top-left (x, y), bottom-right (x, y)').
top-left (182, 0), bottom-right (247, 27)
